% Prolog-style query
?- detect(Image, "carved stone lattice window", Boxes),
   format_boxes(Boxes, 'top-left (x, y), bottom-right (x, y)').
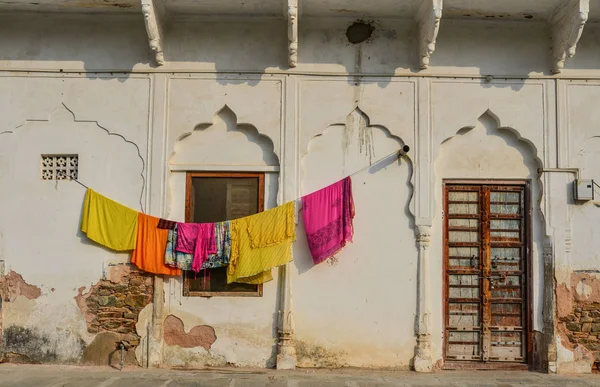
top-left (41, 155), bottom-right (79, 180)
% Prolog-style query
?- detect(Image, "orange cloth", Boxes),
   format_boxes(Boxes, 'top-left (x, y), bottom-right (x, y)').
top-left (131, 213), bottom-right (181, 276)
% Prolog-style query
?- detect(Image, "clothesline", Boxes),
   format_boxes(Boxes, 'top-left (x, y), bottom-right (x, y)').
top-left (70, 147), bottom-right (406, 204)
top-left (297, 147), bottom-right (405, 199)
top-left (78, 147), bottom-right (408, 279)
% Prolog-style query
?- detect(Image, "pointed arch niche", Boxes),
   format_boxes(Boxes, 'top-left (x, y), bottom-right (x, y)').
top-left (293, 108), bottom-right (416, 368)
top-left (165, 105), bottom-right (281, 229)
top-left (300, 107), bottom-right (411, 194)
top-left (0, 103), bottom-right (145, 208)
top-left (169, 105), bottom-right (279, 171)
top-left (430, 110), bottom-right (548, 367)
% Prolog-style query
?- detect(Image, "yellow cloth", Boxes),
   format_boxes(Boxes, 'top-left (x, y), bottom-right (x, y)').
top-left (81, 188), bottom-right (139, 251)
top-left (227, 202), bottom-right (296, 284)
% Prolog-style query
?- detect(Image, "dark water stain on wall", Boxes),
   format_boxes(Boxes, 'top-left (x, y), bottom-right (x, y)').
top-left (1, 325), bottom-right (86, 364)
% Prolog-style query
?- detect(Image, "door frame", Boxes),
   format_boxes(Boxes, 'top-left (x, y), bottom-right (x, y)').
top-left (441, 179), bottom-right (533, 370)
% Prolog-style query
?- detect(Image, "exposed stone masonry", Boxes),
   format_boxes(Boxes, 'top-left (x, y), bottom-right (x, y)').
top-left (560, 302), bottom-right (600, 360)
top-left (76, 266), bottom-right (153, 345)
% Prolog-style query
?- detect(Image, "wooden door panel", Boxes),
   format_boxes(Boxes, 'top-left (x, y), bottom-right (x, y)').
top-left (444, 183), bottom-right (528, 365)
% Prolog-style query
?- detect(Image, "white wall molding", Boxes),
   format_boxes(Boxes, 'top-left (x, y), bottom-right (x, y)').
top-left (550, 0), bottom-right (589, 74)
top-left (169, 165), bottom-right (280, 172)
top-left (416, 0), bottom-right (443, 70)
top-left (142, 0), bottom-right (167, 66)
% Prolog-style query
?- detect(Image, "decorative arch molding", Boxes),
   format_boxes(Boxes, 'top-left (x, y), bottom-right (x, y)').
top-left (169, 104), bottom-right (279, 167)
top-left (441, 109), bottom-right (544, 170)
top-left (0, 103), bottom-right (146, 210)
top-left (302, 107), bottom-right (409, 159)
top-left (301, 106), bottom-right (414, 219)
top-left (439, 109), bottom-right (549, 233)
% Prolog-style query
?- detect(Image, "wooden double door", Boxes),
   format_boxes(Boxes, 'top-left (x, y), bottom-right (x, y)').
top-left (444, 182), bottom-right (530, 367)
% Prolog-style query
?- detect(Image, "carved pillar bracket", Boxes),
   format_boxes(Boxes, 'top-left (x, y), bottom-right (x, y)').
top-left (414, 224), bottom-right (433, 372)
top-left (287, 0), bottom-right (299, 68)
top-left (550, 0), bottom-right (589, 74)
top-left (416, 0), bottom-right (443, 70)
top-left (142, 0), bottom-right (167, 66)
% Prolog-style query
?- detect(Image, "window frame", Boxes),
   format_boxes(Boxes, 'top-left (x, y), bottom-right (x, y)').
top-left (183, 171), bottom-right (265, 298)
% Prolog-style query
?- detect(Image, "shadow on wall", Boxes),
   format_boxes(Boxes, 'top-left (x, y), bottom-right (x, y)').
top-left (0, 13), bottom-right (152, 81)
top-left (0, 11), bottom-right (567, 80)
top-left (432, 19), bottom-right (552, 76)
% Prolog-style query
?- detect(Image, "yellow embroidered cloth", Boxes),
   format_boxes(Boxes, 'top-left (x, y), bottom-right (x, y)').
top-left (81, 188), bottom-right (139, 251)
top-left (227, 202), bottom-right (296, 284)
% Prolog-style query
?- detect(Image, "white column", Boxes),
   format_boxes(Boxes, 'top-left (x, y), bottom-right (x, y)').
top-left (276, 264), bottom-right (296, 369)
top-left (147, 73), bottom-right (169, 368)
top-left (414, 224), bottom-right (433, 372)
top-left (412, 77), bottom-right (434, 372)
top-left (276, 74), bottom-right (298, 369)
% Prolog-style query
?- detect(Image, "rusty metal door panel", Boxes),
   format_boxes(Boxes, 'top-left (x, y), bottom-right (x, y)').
top-left (444, 184), bottom-right (528, 365)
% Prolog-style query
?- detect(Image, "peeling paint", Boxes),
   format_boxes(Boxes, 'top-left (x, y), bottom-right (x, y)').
top-left (557, 272), bottom-right (600, 372)
top-left (74, 265), bottom-right (152, 335)
top-left (556, 283), bottom-right (573, 319)
top-left (0, 270), bottom-right (41, 302)
top-left (73, 266), bottom-right (152, 366)
top-left (163, 315), bottom-right (216, 350)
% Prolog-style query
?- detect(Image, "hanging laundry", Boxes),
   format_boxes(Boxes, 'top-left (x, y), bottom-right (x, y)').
top-left (157, 218), bottom-right (176, 230)
top-left (301, 177), bottom-right (355, 265)
top-left (201, 221), bottom-right (232, 270)
top-left (176, 223), bottom-right (217, 273)
top-left (227, 202), bottom-right (295, 284)
top-left (164, 225), bottom-right (193, 271)
top-left (131, 213), bottom-right (181, 276)
top-left (81, 188), bottom-right (138, 251)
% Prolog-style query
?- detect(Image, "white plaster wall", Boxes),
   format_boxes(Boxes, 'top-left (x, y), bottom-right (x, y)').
top-left (564, 83), bottom-right (600, 271)
top-left (0, 14), bottom-right (149, 71)
top-left (0, 75), bottom-right (150, 361)
top-left (293, 116), bottom-right (415, 368)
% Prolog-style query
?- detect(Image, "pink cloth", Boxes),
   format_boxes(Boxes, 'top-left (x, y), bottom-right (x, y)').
top-left (176, 223), bottom-right (217, 273)
top-left (301, 177), bottom-right (355, 265)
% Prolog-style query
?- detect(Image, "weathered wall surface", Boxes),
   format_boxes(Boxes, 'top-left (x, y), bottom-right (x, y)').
top-left (0, 74), bottom-right (149, 365)
top-left (291, 78), bottom-right (415, 368)
top-left (553, 81), bottom-right (600, 374)
top-left (0, 11), bottom-right (598, 373)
